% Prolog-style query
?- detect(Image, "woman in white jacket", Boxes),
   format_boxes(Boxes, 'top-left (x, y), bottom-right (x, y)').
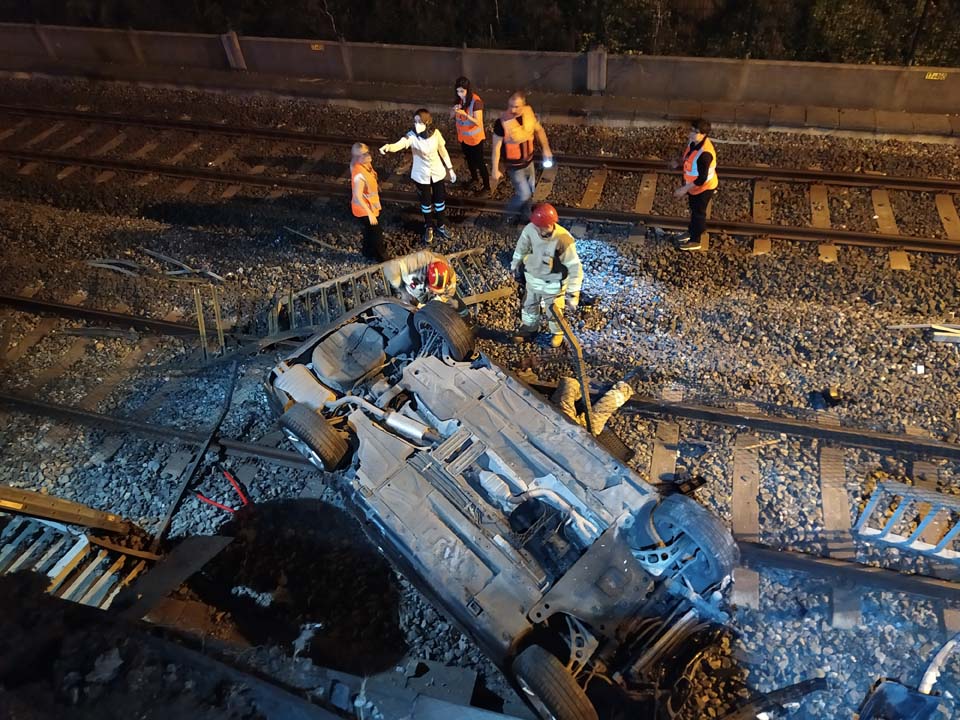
top-left (380, 108), bottom-right (456, 245)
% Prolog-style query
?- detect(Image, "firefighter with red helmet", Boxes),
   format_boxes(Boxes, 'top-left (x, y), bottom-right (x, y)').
top-left (509, 203), bottom-right (583, 347)
top-left (384, 250), bottom-right (459, 309)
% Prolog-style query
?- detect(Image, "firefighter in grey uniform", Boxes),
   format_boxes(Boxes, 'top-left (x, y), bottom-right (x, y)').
top-left (384, 250), bottom-right (460, 309)
top-left (509, 203), bottom-right (583, 347)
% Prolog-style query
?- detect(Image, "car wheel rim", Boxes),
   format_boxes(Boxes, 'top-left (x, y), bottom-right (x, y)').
top-left (284, 430), bottom-right (326, 471)
top-left (517, 676), bottom-right (557, 720)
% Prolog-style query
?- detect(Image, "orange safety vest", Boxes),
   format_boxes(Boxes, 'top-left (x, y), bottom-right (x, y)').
top-left (500, 106), bottom-right (536, 166)
top-left (455, 93), bottom-right (485, 146)
top-left (350, 162), bottom-right (381, 218)
top-left (682, 138), bottom-right (718, 195)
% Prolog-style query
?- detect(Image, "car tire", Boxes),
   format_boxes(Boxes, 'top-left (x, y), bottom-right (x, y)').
top-left (279, 403), bottom-right (348, 472)
top-left (409, 300), bottom-right (475, 362)
top-left (512, 645), bottom-right (599, 720)
top-left (652, 493), bottom-right (739, 593)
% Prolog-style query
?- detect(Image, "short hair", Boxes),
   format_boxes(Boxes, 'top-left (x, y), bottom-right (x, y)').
top-left (414, 108), bottom-right (432, 125)
top-left (691, 118), bottom-right (711, 136)
top-left (508, 91), bottom-right (526, 104)
top-left (351, 142), bottom-right (369, 158)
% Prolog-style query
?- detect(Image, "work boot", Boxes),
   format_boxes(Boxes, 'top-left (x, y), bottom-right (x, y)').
top-left (436, 225), bottom-right (452, 240)
top-left (678, 238), bottom-right (702, 251)
top-left (422, 226), bottom-right (434, 244)
top-left (550, 333), bottom-right (565, 348)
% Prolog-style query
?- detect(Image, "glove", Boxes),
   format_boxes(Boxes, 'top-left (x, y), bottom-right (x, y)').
top-left (378, 144), bottom-right (389, 155)
top-left (566, 292), bottom-right (579, 312)
top-left (448, 168), bottom-right (457, 183)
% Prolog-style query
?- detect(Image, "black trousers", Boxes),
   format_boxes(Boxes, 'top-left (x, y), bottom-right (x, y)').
top-left (688, 189), bottom-right (715, 241)
top-left (414, 179), bottom-right (447, 228)
top-left (356, 215), bottom-right (386, 261)
top-left (460, 140), bottom-right (489, 187)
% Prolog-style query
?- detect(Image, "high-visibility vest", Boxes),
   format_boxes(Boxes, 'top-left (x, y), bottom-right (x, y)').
top-left (350, 162), bottom-right (381, 218)
top-left (500, 106), bottom-right (536, 166)
top-left (682, 138), bottom-right (718, 195)
top-left (455, 94), bottom-right (485, 146)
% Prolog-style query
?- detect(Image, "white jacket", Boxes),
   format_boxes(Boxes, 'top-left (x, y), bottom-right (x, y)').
top-left (510, 223), bottom-right (583, 295)
top-left (383, 129), bottom-right (452, 184)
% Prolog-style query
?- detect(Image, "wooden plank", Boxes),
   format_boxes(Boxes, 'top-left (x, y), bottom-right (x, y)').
top-left (731, 433), bottom-right (760, 609)
top-left (752, 237), bottom-right (771, 255)
top-left (889, 250), bottom-right (911, 271)
top-left (128, 141), bottom-right (158, 161)
top-left (53, 127), bottom-right (96, 152)
top-left (818, 244), bottom-right (838, 263)
top-left (809, 184), bottom-right (831, 228)
top-left (634, 173), bottom-right (657, 214)
top-left (23, 121), bottom-right (65, 148)
top-left (531, 164), bottom-right (557, 203)
top-left (819, 445), bottom-right (855, 558)
top-left (648, 422), bottom-right (679, 484)
top-left (752, 180), bottom-right (771, 224)
top-left (578, 167), bottom-right (607, 209)
top-left (830, 586), bottom-right (861, 630)
top-left (207, 148), bottom-right (235, 169)
top-left (89, 132), bottom-right (127, 157)
top-left (0, 118), bottom-right (30, 142)
top-left (935, 194), bottom-right (960, 241)
top-left (163, 140), bottom-right (202, 165)
top-left (4, 291), bottom-right (86, 364)
top-left (871, 189), bottom-right (900, 235)
top-left (913, 460), bottom-right (947, 547)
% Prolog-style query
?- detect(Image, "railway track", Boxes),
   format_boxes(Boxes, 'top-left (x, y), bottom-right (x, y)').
top-left (1, 105), bottom-right (960, 253)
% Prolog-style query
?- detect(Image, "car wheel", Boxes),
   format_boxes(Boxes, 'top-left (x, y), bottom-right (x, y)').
top-left (512, 645), bottom-right (599, 720)
top-left (652, 493), bottom-right (739, 593)
top-left (279, 403), bottom-right (348, 472)
top-left (409, 300), bottom-right (475, 362)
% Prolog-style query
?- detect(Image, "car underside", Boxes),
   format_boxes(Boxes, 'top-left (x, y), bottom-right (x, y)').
top-left (265, 298), bottom-right (739, 720)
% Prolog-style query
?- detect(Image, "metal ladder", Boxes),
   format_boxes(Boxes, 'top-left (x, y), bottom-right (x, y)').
top-left (0, 514), bottom-right (148, 609)
top-left (854, 480), bottom-right (960, 563)
top-left (271, 247), bottom-right (512, 332)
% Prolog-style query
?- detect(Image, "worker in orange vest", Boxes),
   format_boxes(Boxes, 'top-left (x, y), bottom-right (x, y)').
top-left (671, 119), bottom-right (718, 251)
top-left (491, 92), bottom-right (553, 223)
top-left (451, 76), bottom-right (490, 195)
top-left (350, 143), bottom-right (386, 261)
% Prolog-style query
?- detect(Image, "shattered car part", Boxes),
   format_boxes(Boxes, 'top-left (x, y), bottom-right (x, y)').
top-left (265, 298), bottom-right (738, 720)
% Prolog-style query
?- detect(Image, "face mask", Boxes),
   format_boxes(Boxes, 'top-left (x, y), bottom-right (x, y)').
top-left (457, 89), bottom-right (467, 100)
top-left (414, 121), bottom-right (427, 134)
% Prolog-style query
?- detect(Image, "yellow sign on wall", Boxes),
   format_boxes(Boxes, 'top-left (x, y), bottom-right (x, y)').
top-left (925, 72), bottom-right (947, 81)
top-left (310, 43), bottom-right (324, 51)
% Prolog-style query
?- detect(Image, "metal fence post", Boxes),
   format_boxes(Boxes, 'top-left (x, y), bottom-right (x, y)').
top-left (220, 30), bottom-right (248, 71)
top-left (193, 286), bottom-right (209, 362)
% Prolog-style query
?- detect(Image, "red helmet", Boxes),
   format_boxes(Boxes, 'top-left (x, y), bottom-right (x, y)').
top-left (530, 203), bottom-right (558, 228)
top-left (427, 259), bottom-right (453, 292)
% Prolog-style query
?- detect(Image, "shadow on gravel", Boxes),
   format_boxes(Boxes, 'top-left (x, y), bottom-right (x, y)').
top-left (188, 498), bottom-right (407, 675)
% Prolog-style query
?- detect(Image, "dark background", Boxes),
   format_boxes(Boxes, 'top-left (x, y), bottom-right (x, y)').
top-left (3, 0), bottom-right (959, 66)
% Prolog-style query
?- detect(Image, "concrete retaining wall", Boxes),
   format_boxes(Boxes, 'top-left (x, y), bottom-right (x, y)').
top-left (0, 22), bottom-right (957, 115)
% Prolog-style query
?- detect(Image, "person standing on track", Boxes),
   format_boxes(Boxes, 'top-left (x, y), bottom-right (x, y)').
top-left (451, 76), bottom-right (490, 196)
top-left (380, 109), bottom-right (457, 245)
top-left (490, 92), bottom-right (553, 224)
top-left (670, 118), bottom-right (718, 251)
top-left (349, 143), bottom-right (386, 262)
top-left (509, 203), bottom-right (582, 348)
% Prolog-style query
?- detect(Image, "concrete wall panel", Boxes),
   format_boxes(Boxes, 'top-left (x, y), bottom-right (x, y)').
top-left (135, 32), bottom-right (230, 70)
top-left (43, 26), bottom-right (137, 64)
top-left (240, 37), bottom-right (346, 77)
top-left (346, 43), bottom-right (460, 85)
top-left (0, 23), bottom-right (47, 58)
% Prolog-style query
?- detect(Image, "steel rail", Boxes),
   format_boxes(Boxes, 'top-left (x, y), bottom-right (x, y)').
top-left (0, 293), bottom-right (208, 335)
top-left (622, 397), bottom-right (960, 460)
top-left (2, 392), bottom-right (957, 600)
top-left (3, 147), bottom-right (959, 252)
top-left (2, 103), bottom-right (959, 193)
top-left (0, 392), bottom-right (313, 470)
top-left (739, 542), bottom-right (960, 602)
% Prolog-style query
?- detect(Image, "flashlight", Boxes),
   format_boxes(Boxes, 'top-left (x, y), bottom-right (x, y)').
top-left (542, 157), bottom-right (554, 169)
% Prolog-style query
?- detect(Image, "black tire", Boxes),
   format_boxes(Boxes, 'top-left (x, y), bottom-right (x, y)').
top-left (652, 493), bottom-right (739, 593)
top-left (279, 403), bottom-right (348, 472)
top-left (409, 300), bottom-right (475, 361)
top-left (512, 645), bottom-right (599, 720)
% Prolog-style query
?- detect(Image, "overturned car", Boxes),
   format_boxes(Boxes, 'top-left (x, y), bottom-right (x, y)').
top-left (265, 298), bottom-right (738, 720)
